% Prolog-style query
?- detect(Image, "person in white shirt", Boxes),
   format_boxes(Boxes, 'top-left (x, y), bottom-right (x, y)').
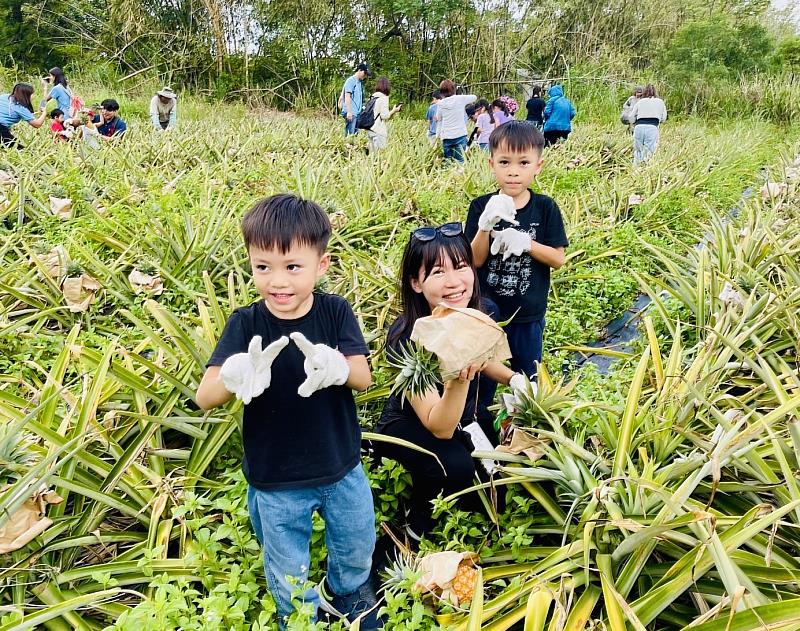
top-left (629, 84), bottom-right (667, 165)
top-left (150, 87), bottom-right (177, 130)
top-left (365, 77), bottom-right (401, 153)
top-left (435, 79), bottom-right (476, 163)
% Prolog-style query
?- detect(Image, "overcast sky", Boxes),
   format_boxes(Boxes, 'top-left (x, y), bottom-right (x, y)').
top-left (772, 0), bottom-right (800, 24)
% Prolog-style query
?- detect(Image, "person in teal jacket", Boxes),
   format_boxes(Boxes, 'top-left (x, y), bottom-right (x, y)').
top-left (542, 85), bottom-right (576, 147)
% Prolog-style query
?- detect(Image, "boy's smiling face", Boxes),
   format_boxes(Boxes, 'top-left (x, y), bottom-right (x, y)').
top-left (489, 143), bottom-right (544, 199)
top-left (249, 241), bottom-right (330, 319)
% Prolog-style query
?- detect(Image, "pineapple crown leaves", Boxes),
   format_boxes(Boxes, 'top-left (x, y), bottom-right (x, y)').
top-left (387, 340), bottom-right (441, 400)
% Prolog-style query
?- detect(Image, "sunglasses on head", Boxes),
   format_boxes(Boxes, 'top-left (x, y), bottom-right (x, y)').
top-left (412, 222), bottom-right (463, 242)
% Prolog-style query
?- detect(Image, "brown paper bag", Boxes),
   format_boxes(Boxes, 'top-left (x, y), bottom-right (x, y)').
top-left (496, 425), bottom-right (547, 462)
top-left (410, 305), bottom-right (511, 381)
top-left (62, 274), bottom-right (102, 312)
top-left (0, 486), bottom-right (63, 553)
top-left (35, 246), bottom-right (70, 279)
top-left (415, 551), bottom-right (479, 606)
top-left (48, 196), bottom-right (73, 220)
top-left (0, 169), bottom-right (16, 187)
top-left (128, 269), bottom-right (164, 296)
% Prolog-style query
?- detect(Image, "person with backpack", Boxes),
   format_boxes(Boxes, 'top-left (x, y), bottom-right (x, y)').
top-left (340, 63), bottom-right (370, 136)
top-left (362, 77), bottom-right (401, 153)
top-left (40, 68), bottom-right (80, 124)
top-left (1, 84), bottom-right (47, 148)
top-left (542, 84), bottom-right (576, 147)
top-left (620, 86), bottom-right (643, 133)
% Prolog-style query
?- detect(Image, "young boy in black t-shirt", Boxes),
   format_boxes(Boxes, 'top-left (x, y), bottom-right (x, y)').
top-left (196, 194), bottom-right (381, 630)
top-left (465, 121), bottom-right (569, 378)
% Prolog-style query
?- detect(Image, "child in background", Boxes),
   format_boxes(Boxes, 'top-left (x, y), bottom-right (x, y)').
top-left (49, 109), bottom-right (71, 141)
top-left (491, 99), bottom-right (512, 127)
top-left (425, 91), bottom-right (441, 146)
top-left (465, 103), bottom-right (479, 148)
top-left (474, 99), bottom-right (494, 150)
top-left (465, 121), bottom-right (568, 377)
top-left (196, 194), bottom-right (380, 630)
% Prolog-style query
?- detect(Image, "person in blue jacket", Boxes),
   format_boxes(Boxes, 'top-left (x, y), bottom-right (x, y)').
top-left (542, 85), bottom-right (576, 147)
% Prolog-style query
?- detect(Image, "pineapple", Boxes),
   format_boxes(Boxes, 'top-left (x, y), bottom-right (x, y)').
top-left (450, 559), bottom-right (477, 604)
top-left (387, 341), bottom-right (441, 399)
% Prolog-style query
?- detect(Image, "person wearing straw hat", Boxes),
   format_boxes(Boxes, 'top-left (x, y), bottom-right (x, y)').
top-left (150, 87), bottom-right (177, 130)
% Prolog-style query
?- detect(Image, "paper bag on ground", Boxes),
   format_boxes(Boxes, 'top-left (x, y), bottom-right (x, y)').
top-left (0, 486), bottom-right (63, 553)
top-left (48, 196), bottom-right (73, 220)
top-left (410, 305), bottom-right (511, 381)
top-left (415, 551), bottom-right (479, 606)
top-left (128, 269), bottom-right (164, 296)
top-left (62, 274), bottom-right (101, 312)
top-left (35, 246), bottom-right (70, 279)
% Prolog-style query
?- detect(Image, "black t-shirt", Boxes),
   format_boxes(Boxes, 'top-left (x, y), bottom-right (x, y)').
top-left (207, 292), bottom-right (368, 490)
top-left (526, 97), bottom-right (546, 123)
top-left (376, 300), bottom-right (498, 434)
top-left (465, 191), bottom-right (569, 322)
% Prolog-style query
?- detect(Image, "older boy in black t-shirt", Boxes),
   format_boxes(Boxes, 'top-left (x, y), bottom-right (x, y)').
top-left (466, 121), bottom-right (569, 377)
top-left (196, 194), bottom-right (381, 630)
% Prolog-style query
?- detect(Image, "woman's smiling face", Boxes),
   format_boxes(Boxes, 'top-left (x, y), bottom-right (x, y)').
top-left (411, 253), bottom-right (475, 311)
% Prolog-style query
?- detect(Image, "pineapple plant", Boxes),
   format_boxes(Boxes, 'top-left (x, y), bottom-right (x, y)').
top-left (65, 261), bottom-right (85, 279)
top-left (387, 341), bottom-right (441, 399)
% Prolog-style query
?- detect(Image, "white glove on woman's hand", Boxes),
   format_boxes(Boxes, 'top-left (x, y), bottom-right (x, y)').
top-left (220, 335), bottom-right (289, 404)
top-left (490, 228), bottom-right (532, 260)
top-left (478, 193), bottom-right (519, 232)
top-left (290, 332), bottom-right (351, 397)
top-left (502, 373), bottom-right (538, 415)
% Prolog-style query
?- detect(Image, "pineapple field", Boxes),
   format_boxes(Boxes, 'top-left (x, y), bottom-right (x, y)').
top-left (1, 90), bottom-right (800, 631)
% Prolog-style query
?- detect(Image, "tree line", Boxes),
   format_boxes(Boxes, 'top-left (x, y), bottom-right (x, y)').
top-left (1, 0), bottom-right (798, 107)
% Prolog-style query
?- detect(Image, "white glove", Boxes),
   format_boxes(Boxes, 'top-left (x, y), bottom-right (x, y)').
top-left (490, 228), bottom-right (532, 261)
top-left (478, 193), bottom-right (519, 232)
top-left (220, 336), bottom-right (289, 404)
top-left (290, 332), bottom-right (351, 398)
top-left (501, 373), bottom-right (538, 415)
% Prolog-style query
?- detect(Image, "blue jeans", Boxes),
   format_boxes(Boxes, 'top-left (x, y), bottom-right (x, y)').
top-left (344, 116), bottom-right (358, 136)
top-left (442, 136), bottom-right (467, 162)
top-left (504, 317), bottom-right (546, 378)
top-left (633, 124), bottom-right (659, 165)
top-left (247, 464), bottom-right (376, 629)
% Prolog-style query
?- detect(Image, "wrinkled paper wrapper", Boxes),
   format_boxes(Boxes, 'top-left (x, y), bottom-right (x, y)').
top-left (497, 425), bottom-right (547, 462)
top-left (410, 305), bottom-right (511, 381)
top-left (48, 196), bottom-right (73, 220)
top-left (128, 269), bottom-right (164, 296)
top-left (35, 245), bottom-right (70, 279)
top-left (62, 274), bottom-right (102, 312)
top-left (0, 486), bottom-right (63, 553)
top-left (415, 550), bottom-right (479, 606)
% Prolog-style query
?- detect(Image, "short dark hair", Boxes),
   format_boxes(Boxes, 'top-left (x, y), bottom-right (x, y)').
top-left (489, 120), bottom-right (545, 155)
top-left (101, 99), bottom-right (120, 112)
top-left (432, 91), bottom-right (442, 100)
top-left (50, 109), bottom-right (64, 118)
top-left (531, 85), bottom-right (541, 97)
top-left (374, 76), bottom-right (391, 96)
top-left (242, 193), bottom-right (331, 255)
top-left (439, 79), bottom-right (456, 98)
top-left (465, 104), bottom-right (477, 118)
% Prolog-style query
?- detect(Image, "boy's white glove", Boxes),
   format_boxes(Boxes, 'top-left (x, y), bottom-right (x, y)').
top-left (478, 193), bottom-right (519, 232)
top-left (290, 332), bottom-right (351, 397)
top-left (501, 373), bottom-right (538, 415)
top-left (490, 228), bottom-right (532, 260)
top-left (220, 335), bottom-right (289, 404)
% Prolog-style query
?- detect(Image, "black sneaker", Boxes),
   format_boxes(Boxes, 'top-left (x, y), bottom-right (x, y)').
top-left (316, 577), bottom-right (383, 630)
